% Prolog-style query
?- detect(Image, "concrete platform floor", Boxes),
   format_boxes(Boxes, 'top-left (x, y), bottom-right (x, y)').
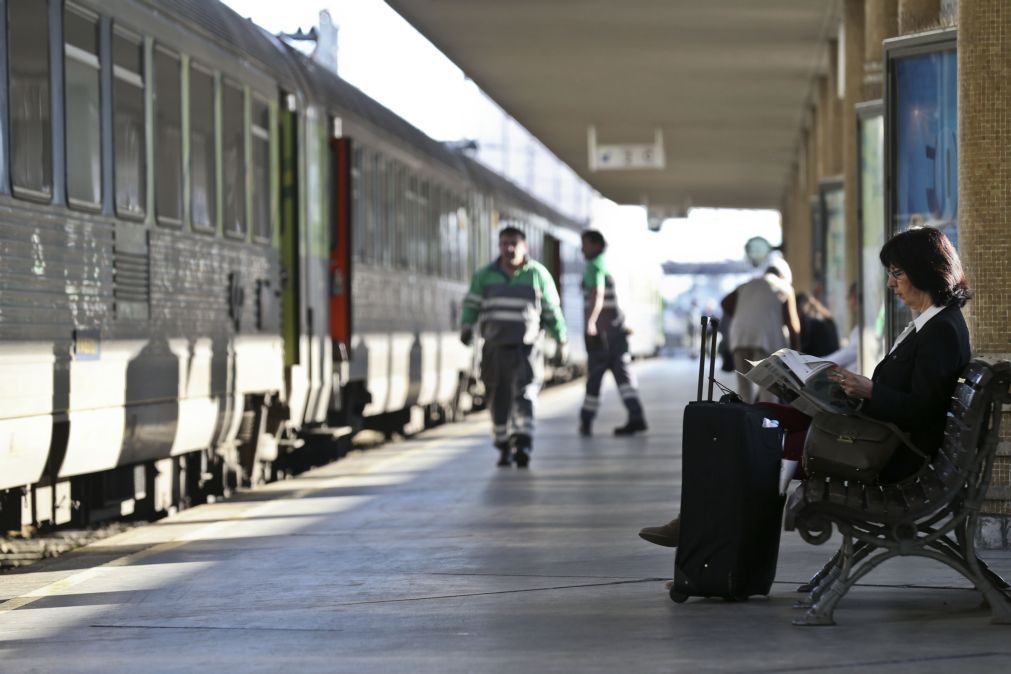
top-left (2, 359), bottom-right (1011, 673)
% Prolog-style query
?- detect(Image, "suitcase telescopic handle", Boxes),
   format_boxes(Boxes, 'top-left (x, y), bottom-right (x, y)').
top-left (697, 316), bottom-right (709, 401)
top-left (707, 318), bottom-right (720, 401)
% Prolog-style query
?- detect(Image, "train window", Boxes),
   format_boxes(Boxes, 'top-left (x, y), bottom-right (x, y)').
top-left (251, 95), bottom-right (270, 241)
top-left (64, 4), bottom-right (101, 209)
top-left (154, 47), bottom-right (182, 225)
top-left (430, 185), bottom-right (442, 276)
top-left (189, 62), bottom-right (215, 230)
top-left (221, 79), bottom-right (246, 237)
top-left (360, 149), bottom-right (374, 263)
top-left (374, 157), bottom-right (388, 266)
top-left (457, 202), bottom-right (469, 281)
top-left (395, 165), bottom-right (408, 269)
top-left (9, 0), bottom-right (52, 200)
top-left (113, 28), bottom-right (145, 218)
top-left (351, 145), bottom-right (365, 262)
top-left (417, 180), bottom-right (430, 274)
top-left (439, 188), bottom-right (451, 278)
top-left (406, 175), bottom-right (419, 271)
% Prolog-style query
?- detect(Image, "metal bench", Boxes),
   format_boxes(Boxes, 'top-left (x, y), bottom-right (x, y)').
top-left (785, 358), bottom-right (1011, 626)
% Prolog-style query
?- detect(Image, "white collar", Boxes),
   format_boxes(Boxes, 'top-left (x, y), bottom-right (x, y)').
top-left (889, 304), bottom-right (945, 354)
top-left (912, 303), bottom-right (944, 332)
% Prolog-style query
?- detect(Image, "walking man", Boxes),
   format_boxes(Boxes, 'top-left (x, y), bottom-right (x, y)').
top-left (578, 230), bottom-right (647, 436)
top-left (460, 226), bottom-right (568, 467)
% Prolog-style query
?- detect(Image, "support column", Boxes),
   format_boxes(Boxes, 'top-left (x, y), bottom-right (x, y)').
top-left (815, 75), bottom-right (830, 180)
top-left (825, 40), bottom-right (842, 177)
top-left (898, 0), bottom-right (940, 34)
top-left (843, 0), bottom-right (865, 325)
top-left (864, 0), bottom-right (899, 99)
top-left (959, 0), bottom-right (1011, 548)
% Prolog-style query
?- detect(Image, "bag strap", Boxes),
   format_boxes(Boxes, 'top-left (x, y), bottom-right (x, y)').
top-left (855, 412), bottom-right (929, 459)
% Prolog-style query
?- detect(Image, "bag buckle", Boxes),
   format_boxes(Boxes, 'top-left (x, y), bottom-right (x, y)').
top-left (837, 435), bottom-right (855, 444)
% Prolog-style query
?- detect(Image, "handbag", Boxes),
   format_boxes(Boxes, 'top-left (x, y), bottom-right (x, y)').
top-left (803, 412), bottom-right (924, 483)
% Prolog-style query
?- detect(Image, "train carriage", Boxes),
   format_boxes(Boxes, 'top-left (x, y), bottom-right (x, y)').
top-left (0, 0), bottom-right (597, 530)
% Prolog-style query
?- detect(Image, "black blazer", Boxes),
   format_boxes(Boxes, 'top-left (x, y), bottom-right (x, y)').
top-left (864, 303), bottom-right (970, 481)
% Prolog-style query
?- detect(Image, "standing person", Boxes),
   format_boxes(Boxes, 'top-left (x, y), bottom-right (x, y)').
top-left (578, 230), bottom-right (647, 437)
top-left (796, 293), bottom-right (840, 357)
top-left (724, 258), bottom-right (801, 403)
top-left (460, 226), bottom-right (568, 468)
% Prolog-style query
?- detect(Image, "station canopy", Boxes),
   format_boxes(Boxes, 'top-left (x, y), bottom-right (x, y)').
top-left (386, 0), bottom-right (839, 213)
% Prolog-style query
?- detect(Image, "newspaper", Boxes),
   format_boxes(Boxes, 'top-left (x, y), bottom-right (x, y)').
top-left (742, 348), bottom-right (855, 417)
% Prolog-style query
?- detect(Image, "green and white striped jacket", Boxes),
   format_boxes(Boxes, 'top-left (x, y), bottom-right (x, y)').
top-left (461, 258), bottom-right (566, 345)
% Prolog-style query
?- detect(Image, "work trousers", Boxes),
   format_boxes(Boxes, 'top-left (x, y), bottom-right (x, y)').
top-left (481, 341), bottom-right (543, 451)
top-left (580, 332), bottom-right (644, 424)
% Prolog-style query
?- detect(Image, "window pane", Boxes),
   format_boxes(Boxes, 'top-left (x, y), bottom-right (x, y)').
top-left (352, 146), bottom-right (364, 262)
top-left (155, 49), bottom-right (182, 222)
top-left (114, 31), bottom-right (145, 216)
top-left (222, 81), bottom-right (245, 235)
top-left (189, 64), bottom-right (215, 228)
top-left (9, 0), bottom-right (52, 197)
top-left (251, 97), bottom-right (270, 239)
top-left (418, 181), bottom-right (429, 273)
top-left (374, 158), bottom-right (387, 265)
top-left (65, 7), bottom-right (101, 206)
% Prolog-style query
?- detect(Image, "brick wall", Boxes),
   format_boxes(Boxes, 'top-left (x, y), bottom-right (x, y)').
top-left (959, 0), bottom-right (1011, 546)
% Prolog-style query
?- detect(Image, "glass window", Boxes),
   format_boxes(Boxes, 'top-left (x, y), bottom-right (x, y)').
top-left (154, 47), bottom-right (182, 224)
top-left (406, 175), bottom-right (419, 271)
top-left (64, 5), bottom-right (101, 208)
top-left (417, 181), bottom-right (430, 274)
top-left (189, 63), bottom-right (215, 230)
top-left (429, 185), bottom-right (441, 275)
top-left (221, 80), bottom-right (245, 236)
top-left (251, 96), bottom-right (270, 240)
top-left (9, 0), bottom-right (52, 199)
top-left (362, 150), bottom-right (376, 263)
top-left (351, 145), bottom-right (364, 262)
top-left (374, 157), bottom-right (388, 266)
top-left (395, 165), bottom-right (408, 268)
top-left (113, 29), bottom-right (145, 217)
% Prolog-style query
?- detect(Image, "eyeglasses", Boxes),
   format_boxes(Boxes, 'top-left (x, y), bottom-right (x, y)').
top-left (886, 268), bottom-right (906, 280)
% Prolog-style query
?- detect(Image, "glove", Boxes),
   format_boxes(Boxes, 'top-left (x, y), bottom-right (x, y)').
top-left (556, 340), bottom-right (570, 365)
top-left (460, 326), bottom-right (474, 347)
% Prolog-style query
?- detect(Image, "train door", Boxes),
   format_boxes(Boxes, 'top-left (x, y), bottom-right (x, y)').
top-left (329, 137), bottom-right (353, 370)
top-left (279, 94), bottom-right (303, 415)
top-left (543, 233), bottom-right (562, 297)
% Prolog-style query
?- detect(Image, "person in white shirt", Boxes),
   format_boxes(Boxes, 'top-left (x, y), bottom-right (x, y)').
top-left (723, 257), bottom-right (801, 403)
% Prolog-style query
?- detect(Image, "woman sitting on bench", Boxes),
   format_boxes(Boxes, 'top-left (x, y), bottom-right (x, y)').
top-left (640, 226), bottom-right (972, 548)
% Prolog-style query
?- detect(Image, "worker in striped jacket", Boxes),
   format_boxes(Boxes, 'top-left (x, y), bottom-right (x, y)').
top-left (579, 229), bottom-right (647, 436)
top-left (460, 226), bottom-right (568, 468)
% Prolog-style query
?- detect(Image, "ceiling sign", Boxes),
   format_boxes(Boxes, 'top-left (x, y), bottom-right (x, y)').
top-left (588, 126), bottom-right (665, 171)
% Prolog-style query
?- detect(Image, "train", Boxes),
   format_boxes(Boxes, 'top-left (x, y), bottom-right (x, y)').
top-left (0, 0), bottom-right (660, 531)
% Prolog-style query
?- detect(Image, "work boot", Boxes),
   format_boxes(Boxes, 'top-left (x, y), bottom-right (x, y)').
top-left (495, 441), bottom-right (512, 467)
top-left (614, 418), bottom-right (648, 436)
top-left (638, 517), bottom-right (680, 547)
top-left (511, 434), bottom-right (532, 468)
top-left (578, 419), bottom-right (592, 437)
top-left (513, 445), bottom-right (531, 468)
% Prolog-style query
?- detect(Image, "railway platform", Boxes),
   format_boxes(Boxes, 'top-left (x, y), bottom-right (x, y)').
top-left (1, 358), bottom-right (1010, 673)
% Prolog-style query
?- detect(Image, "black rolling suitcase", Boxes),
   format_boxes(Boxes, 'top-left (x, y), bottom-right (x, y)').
top-left (670, 316), bottom-right (786, 603)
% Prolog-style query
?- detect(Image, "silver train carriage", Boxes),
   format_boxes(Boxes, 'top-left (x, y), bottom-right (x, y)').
top-left (0, 0), bottom-right (589, 530)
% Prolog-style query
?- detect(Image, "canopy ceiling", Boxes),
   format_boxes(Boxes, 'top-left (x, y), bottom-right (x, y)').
top-left (386, 0), bottom-right (839, 212)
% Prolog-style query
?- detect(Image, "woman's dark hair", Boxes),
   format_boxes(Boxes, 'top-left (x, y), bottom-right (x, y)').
top-left (797, 292), bottom-right (833, 320)
top-left (879, 227), bottom-right (971, 307)
top-left (581, 229), bottom-right (607, 249)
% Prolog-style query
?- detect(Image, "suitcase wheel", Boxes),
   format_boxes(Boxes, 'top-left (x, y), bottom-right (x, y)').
top-left (669, 588), bottom-right (689, 604)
